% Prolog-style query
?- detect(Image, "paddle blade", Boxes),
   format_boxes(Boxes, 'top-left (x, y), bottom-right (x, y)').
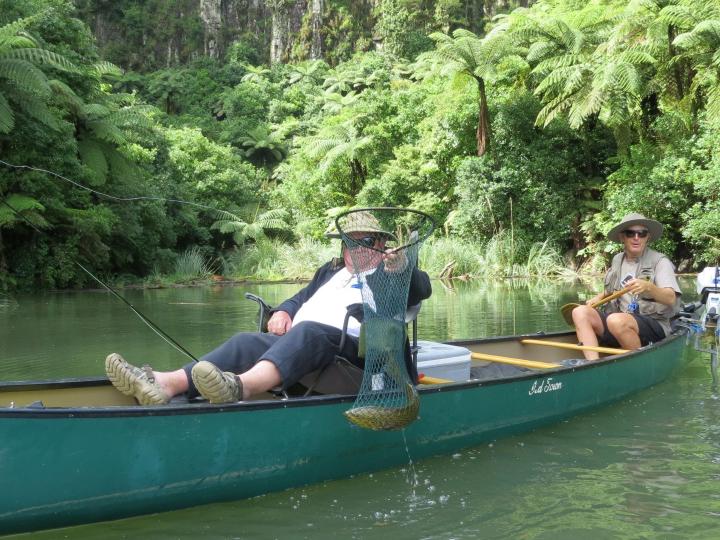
top-left (560, 302), bottom-right (580, 326)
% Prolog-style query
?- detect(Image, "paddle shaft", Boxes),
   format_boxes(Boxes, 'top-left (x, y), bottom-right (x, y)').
top-left (471, 352), bottom-right (558, 370)
top-left (418, 375), bottom-right (453, 384)
top-left (590, 285), bottom-right (634, 309)
top-left (520, 339), bottom-right (629, 355)
top-left (561, 285), bottom-right (635, 326)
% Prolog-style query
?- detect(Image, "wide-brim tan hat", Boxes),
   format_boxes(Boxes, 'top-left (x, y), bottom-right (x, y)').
top-left (325, 210), bottom-right (393, 239)
top-left (607, 212), bottom-right (663, 243)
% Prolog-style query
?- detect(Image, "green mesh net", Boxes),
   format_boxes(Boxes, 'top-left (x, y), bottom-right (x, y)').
top-left (335, 208), bottom-right (434, 430)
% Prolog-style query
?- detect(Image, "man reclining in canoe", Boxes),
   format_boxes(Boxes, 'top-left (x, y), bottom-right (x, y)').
top-left (572, 213), bottom-right (681, 360)
top-left (105, 211), bottom-right (432, 405)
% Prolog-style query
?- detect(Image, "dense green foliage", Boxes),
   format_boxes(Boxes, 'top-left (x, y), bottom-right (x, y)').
top-left (2, 0), bottom-right (719, 290)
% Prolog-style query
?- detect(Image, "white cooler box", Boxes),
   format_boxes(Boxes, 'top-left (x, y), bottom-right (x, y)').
top-left (416, 340), bottom-right (471, 381)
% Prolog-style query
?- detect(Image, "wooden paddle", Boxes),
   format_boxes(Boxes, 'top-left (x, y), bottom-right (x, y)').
top-left (561, 285), bottom-right (633, 326)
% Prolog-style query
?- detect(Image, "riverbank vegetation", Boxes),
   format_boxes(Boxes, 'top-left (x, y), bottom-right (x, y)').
top-left (1, 0), bottom-right (719, 290)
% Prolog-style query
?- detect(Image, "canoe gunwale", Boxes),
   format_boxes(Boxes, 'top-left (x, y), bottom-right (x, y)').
top-left (0, 329), bottom-right (688, 419)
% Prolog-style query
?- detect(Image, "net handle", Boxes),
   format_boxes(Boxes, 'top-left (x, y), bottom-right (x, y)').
top-left (334, 207), bottom-right (436, 254)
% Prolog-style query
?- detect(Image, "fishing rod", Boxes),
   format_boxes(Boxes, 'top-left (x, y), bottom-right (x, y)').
top-left (0, 159), bottom-right (231, 363)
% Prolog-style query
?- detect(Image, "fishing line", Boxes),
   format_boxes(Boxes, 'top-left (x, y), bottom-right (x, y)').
top-left (0, 159), bottom-right (235, 363)
top-left (0, 158), bottom-right (240, 220)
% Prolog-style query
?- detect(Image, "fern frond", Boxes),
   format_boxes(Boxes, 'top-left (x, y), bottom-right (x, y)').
top-left (48, 79), bottom-right (83, 112)
top-left (676, 19), bottom-right (720, 49)
top-left (706, 80), bottom-right (720, 121)
top-left (0, 17), bottom-right (36, 42)
top-left (0, 92), bottom-right (13, 132)
top-left (0, 47), bottom-right (75, 71)
top-left (105, 149), bottom-right (137, 182)
top-left (534, 65), bottom-right (580, 96)
top-left (533, 53), bottom-right (586, 73)
top-left (88, 120), bottom-right (126, 145)
top-left (78, 138), bottom-right (108, 185)
top-left (105, 108), bottom-right (153, 129)
top-left (15, 91), bottom-right (59, 129)
top-left (0, 34), bottom-right (36, 50)
top-left (0, 58), bottom-right (50, 95)
top-left (0, 193), bottom-right (46, 228)
top-left (659, 5), bottom-right (697, 28)
top-left (92, 61), bottom-right (123, 78)
top-left (527, 41), bottom-right (559, 63)
top-left (81, 103), bottom-right (110, 119)
top-left (536, 95), bottom-right (573, 126)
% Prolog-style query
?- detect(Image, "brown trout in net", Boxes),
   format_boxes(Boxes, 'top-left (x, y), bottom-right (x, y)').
top-left (344, 383), bottom-right (420, 431)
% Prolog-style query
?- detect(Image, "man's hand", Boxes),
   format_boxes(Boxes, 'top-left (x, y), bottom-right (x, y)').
top-left (267, 311), bottom-right (292, 335)
top-left (626, 278), bottom-right (677, 306)
top-left (383, 248), bottom-right (407, 273)
top-left (586, 292), bottom-right (606, 306)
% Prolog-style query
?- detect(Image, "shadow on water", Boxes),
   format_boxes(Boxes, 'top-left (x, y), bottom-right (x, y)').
top-left (2, 277), bottom-right (720, 538)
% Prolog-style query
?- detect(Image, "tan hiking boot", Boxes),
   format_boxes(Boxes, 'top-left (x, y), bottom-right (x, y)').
top-left (105, 353), bottom-right (170, 406)
top-left (191, 360), bottom-right (243, 404)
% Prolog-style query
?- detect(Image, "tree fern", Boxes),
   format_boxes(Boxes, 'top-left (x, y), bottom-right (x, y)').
top-left (212, 208), bottom-right (291, 246)
top-left (0, 17), bottom-right (74, 134)
top-left (0, 193), bottom-right (47, 229)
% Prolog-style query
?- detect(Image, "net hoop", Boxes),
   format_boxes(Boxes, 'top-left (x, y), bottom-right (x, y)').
top-left (334, 207), bottom-right (435, 254)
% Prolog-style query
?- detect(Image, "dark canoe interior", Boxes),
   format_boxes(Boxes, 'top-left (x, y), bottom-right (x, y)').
top-left (0, 330), bottom-right (632, 410)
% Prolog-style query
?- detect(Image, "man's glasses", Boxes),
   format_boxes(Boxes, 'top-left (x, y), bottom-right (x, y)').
top-left (623, 229), bottom-right (649, 239)
top-left (348, 235), bottom-right (379, 249)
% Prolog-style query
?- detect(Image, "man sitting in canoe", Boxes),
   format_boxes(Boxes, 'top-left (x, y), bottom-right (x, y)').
top-left (105, 211), bottom-right (432, 405)
top-left (572, 213), bottom-right (681, 360)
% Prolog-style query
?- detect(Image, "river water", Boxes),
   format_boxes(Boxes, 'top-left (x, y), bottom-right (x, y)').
top-left (1, 278), bottom-right (718, 539)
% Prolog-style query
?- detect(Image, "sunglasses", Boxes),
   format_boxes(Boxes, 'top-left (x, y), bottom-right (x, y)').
top-left (623, 229), bottom-right (649, 239)
top-left (351, 235), bottom-right (381, 249)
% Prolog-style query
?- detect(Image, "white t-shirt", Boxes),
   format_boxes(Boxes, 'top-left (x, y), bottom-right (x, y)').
top-left (291, 268), bottom-right (364, 336)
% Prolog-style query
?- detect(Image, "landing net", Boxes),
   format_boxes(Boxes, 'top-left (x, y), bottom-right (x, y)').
top-left (336, 207), bottom-right (434, 430)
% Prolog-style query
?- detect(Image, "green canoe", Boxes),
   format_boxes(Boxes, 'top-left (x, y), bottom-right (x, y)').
top-left (0, 330), bottom-right (690, 535)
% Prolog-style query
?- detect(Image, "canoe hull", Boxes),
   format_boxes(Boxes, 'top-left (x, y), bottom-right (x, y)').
top-left (0, 332), bottom-right (689, 534)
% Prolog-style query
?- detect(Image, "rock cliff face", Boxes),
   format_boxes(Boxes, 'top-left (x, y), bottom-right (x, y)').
top-left (79, 1), bottom-right (519, 69)
top-left (83, 0), bottom-right (333, 67)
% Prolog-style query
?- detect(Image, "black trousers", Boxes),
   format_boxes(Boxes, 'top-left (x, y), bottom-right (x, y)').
top-left (182, 321), bottom-right (360, 398)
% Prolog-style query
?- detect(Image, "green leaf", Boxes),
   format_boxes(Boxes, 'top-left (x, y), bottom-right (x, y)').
top-left (0, 92), bottom-right (13, 133)
top-left (78, 138), bottom-right (108, 185)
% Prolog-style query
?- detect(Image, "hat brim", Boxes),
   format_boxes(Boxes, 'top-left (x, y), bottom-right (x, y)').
top-left (607, 218), bottom-right (663, 243)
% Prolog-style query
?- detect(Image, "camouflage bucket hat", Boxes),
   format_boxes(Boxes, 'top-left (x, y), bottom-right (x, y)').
top-left (325, 210), bottom-right (393, 239)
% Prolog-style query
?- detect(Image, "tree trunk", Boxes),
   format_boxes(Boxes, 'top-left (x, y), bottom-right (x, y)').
top-left (476, 76), bottom-right (490, 156)
top-left (464, 0), bottom-right (485, 35)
